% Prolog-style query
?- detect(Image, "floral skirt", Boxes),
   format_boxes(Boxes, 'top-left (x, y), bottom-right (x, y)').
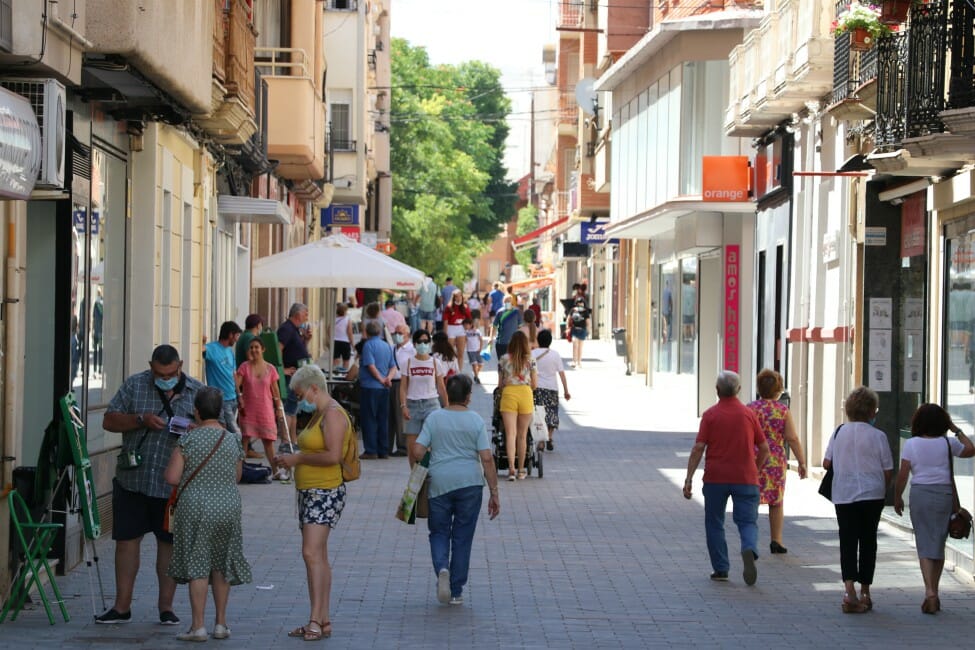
top-left (533, 388), bottom-right (559, 430)
top-left (297, 484), bottom-right (347, 529)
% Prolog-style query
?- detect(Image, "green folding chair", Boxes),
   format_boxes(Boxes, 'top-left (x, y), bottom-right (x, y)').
top-left (0, 490), bottom-right (69, 625)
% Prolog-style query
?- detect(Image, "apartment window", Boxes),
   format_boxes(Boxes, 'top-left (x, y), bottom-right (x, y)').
top-left (330, 102), bottom-right (354, 151)
top-left (326, 0), bottom-right (357, 10)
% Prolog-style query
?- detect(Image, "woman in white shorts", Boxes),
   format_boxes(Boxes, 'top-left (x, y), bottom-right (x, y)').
top-left (400, 329), bottom-right (448, 467)
top-left (443, 289), bottom-right (471, 372)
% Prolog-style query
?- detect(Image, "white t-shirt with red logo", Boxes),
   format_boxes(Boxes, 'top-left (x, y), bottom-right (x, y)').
top-left (405, 356), bottom-right (445, 400)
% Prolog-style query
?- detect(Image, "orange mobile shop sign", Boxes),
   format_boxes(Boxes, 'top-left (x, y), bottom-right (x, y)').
top-left (702, 156), bottom-right (751, 202)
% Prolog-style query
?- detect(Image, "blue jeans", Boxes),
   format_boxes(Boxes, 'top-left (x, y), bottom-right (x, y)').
top-left (220, 399), bottom-right (240, 435)
top-left (360, 386), bottom-right (389, 456)
top-left (702, 483), bottom-right (759, 573)
top-left (428, 485), bottom-right (483, 598)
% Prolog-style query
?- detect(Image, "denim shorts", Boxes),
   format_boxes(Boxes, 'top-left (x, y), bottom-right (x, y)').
top-left (466, 351), bottom-right (482, 366)
top-left (570, 327), bottom-right (588, 341)
top-left (419, 309), bottom-right (436, 321)
top-left (283, 388), bottom-right (298, 416)
top-left (405, 398), bottom-right (440, 435)
top-left (298, 484), bottom-right (347, 529)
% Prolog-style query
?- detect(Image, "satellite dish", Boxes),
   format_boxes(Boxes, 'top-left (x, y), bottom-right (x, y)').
top-left (575, 77), bottom-right (598, 116)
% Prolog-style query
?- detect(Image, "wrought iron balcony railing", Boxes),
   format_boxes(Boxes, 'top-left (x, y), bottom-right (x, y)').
top-left (875, 32), bottom-right (908, 150)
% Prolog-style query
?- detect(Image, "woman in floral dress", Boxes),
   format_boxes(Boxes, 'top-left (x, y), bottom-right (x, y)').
top-left (747, 369), bottom-right (808, 554)
top-left (164, 387), bottom-right (251, 641)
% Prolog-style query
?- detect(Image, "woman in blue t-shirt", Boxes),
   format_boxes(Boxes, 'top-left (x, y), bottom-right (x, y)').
top-left (412, 375), bottom-right (500, 606)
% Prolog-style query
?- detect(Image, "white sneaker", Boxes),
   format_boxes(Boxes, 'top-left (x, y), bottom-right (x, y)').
top-left (212, 624), bottom-right (231, 640)
top-left (176, 627), bottom-right (208, 642)
top-left (437, 568), bottom-right (450, 604)
top-left (449, 594), bottom-right (463, 606)
top-left (274, 468), bottom-right (291, 482)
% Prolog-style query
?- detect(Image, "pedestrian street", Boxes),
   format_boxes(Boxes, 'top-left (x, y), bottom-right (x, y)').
top-left (4, 339), bottom-right (975, 649)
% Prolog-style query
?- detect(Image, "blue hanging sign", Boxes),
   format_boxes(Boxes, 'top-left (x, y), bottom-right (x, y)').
top-left (580, 221), bottom-right (618, 245)
top-left (320, 204), bottom-right (359, 227)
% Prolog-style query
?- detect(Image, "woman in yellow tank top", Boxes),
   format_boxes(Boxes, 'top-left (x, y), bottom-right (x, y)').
top-left (274, 365), bottom-right (353, 642)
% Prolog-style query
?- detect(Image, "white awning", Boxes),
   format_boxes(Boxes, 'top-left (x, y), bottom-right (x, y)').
top-left (217, 195), bottom-right (292, 225)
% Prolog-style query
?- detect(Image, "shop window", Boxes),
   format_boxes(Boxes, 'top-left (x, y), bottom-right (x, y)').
top-left (74, 148), bottom-right (127, 453)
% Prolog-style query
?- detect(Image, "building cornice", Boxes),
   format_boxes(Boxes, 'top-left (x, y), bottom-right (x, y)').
top-left (594, 10), bottom-right (763, 92)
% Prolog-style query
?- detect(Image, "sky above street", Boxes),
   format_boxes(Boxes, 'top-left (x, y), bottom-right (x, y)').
top-left (390, 0), bottom-right (557, 181)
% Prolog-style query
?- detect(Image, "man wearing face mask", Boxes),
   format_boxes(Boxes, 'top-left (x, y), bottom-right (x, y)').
top-left (491, 296), bottom-right (523, 358)
top-left (96, 344), bottom-right (203, 625)
top-left (389, 324), bottom-right (414, 456)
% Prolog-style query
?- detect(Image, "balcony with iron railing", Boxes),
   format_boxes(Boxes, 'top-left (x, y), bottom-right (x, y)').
top-left (725, 0), bottom-right (835, 136)
top-left (867, 0), bottom-right (975, 175)
top-left (558, 0), bottom-right (584, 29)
top-left (559, 90), bottom-right (579, 134)
top-left (256, 46), bottom-right (326, 180)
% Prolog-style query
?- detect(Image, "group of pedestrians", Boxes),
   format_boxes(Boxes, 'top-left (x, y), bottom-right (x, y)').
top-left (683, 369), bottom-right (974, 617)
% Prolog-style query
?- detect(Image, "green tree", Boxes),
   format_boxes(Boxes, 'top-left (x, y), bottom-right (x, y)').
top-left (389, 39), bottom-right (517, 281)
top-left (514, 204), bottom-right (538, 269)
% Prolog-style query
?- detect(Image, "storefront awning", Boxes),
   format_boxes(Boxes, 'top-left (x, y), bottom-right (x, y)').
top-left (217, 195), bottom-right (292, 225)
top-left (506, 275), bottom-right (555, 293)
top-left (602, 197), bottom-right (754, 240)
top-left (511, 216), bottom-right (571, 252)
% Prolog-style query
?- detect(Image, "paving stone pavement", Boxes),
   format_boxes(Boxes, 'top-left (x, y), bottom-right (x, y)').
top-left (4, 339), bottom-right (975, 648)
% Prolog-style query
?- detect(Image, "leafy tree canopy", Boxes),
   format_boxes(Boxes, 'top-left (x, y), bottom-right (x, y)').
top-left (390, 39), bottom-right (518, 281)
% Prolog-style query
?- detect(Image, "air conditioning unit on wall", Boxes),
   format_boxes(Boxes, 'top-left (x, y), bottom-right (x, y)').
top-left (0, 78), bottom-right (66, 189)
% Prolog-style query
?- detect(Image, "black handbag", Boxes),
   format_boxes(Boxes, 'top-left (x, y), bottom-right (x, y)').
top-left (818, 425), bottom-right (842, 502)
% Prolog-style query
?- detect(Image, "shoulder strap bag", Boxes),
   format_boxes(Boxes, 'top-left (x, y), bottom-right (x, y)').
top-left (818, 425), bottom-right (842, 501)
top-left (164, 429), bottom-right (227, 533)
top-left (947, 438), bottom-right (973, 539)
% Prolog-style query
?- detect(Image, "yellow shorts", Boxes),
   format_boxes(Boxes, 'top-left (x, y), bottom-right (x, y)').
top-left (500, 385), bottom-right (534, 415)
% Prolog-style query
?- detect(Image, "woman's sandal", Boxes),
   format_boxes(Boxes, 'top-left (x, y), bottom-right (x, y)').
top-left (517, 470), bottom-right (528, 480)
top-left (289, 620), bottom-right (330, 640)
top-left (860, 594), bottom-right (873, 611)
top-left (841, 597), bottom-right (868, 613)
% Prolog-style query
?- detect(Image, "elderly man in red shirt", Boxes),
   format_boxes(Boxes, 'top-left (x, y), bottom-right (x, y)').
top-left (683, 371), bottom-right (770, 585)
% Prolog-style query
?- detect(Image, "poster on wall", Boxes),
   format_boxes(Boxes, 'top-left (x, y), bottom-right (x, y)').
top-left (869, 329), bottom-right (891, 362)
top-left (869, 298), bottom-right (893, 329)
top-left (903, 298), bottom-right (923, 331)
top-left (904, 360), bottom-right (923, 393)
top-left (868, 360), bottom-right (892, 392)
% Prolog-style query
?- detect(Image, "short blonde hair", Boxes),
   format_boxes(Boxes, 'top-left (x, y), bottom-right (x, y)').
top-left (290, 365), bottom-right (328, 396)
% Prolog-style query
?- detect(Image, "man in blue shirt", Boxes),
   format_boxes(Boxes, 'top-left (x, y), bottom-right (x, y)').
top-left (203, 321), bottom-right (242, 435)
top-left (359, 320), bottom-right (397, 458)
top-left (441, 277), bottom-right (458, 309)
top-left (488, 282), bottom-right (505, 318)
top-left (277, 303), bottom-right (312, 454)
top-left (491, 296), bottom-right (523, 357)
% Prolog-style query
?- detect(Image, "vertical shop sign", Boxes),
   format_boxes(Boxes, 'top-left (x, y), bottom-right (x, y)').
top-left (724, 244), bottom-right (740, 373)
top-left (900, 192), bottom-right (925, 258)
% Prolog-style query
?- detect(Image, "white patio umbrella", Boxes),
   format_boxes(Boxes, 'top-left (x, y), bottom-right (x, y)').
top-left (250, 233), bottom-right (423, 374)
top-left (251, 233), bottom-right (423, 290)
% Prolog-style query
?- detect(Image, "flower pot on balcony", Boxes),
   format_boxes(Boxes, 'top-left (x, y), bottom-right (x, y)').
top-left (850, 27), bottom-right (874, 52)
top-left (880, 0), bottom-right (911, 25)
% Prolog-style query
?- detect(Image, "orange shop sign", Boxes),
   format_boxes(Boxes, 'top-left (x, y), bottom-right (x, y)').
top-left (702, 156), bottom-right (751, 202)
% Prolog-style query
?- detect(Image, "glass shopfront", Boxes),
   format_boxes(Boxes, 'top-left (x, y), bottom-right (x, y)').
top-left (943, 226), bottom-right (975, 528)
top-left (654, 258), bottom-right (698, 375)
top-left (72, 143), bottom-right (128, 455)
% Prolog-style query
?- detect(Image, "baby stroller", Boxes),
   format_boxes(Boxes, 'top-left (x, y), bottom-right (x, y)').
top-left (491, 387), bottom-right (543, 478)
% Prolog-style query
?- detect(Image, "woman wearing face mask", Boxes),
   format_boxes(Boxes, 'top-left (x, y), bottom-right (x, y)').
top-left (274, 365), bottom-right (354, 642)
top-left (400, 330), bottom-right (448, 466)
top-left (823, 386), bottom-right (893, 613)
top-left (443, 290), bottom-right (471, 373)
